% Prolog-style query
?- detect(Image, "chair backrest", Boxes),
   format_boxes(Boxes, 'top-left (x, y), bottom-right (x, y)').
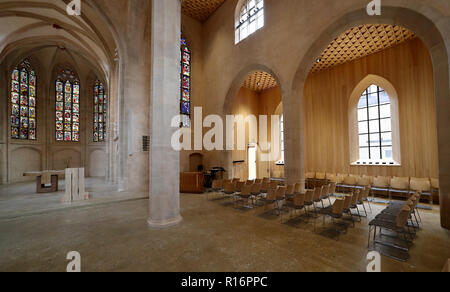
top-left (236, 181), bottom-right (245, 192)
top-left (286, 184), bottom-right (295, 196)
top-left (212, 179), bottom-right (223, 189)
top-left (357, 177), bottom-right (371, 187)
top-left (306, 172), bottom-right (316, 179)
top-left (262, 177), bottom-right (270, 183)
top-left (266, 189), bottom-right (277, 201)
top-left (251, 182), bottom-right (262, 193)
top-left (241, 185), bottom-right (253, 196)
top-left (328, 182), bottom-right (337, 194)
top-left (232, 178), bottom-right (240, 184)
top-left (343, 194), bottom-right (352, 210)
top-left (276, 186), bottom-right (286, 200)
top-left (332, 198), bottom-right (345, 215)
top-left (321, 185), bottom-right (329, 197)
top-left (344, 175), bottom-right (357, 185)
top-left (261, 181), bottom-right (270, 191)
top-left (294, 193), bottom-right (306, 207)
top-left (294, 183), bottom-right (302, 194)
top-left (390, 177), bottom-right (410, 190)
top-left (356, 189), bottom-right (364, 202)
top-left (269, 181), bottom-right (279, 190)
top-left (351, 190), bottom-right (359, 206)
top-left (373, 176), bottom-right (390, 188)
top-left (410, 178), bottom-right (431, 192)
top-left (246, 180), bottom-right (254, 186)
top-left (326, 173), bottom-right (336, 181)
top-left (255, 179), bottom-right (263, 184)
top-left (431, 178), bottom-right (439, 189)
top-left (362, 187), bottom-right (370, 199)
top-left (304, 190), bottom-right (314, 203)
top-left (313, 187), bottom-right (322, 201)
top-left (316, 172), bottom-right (326, 180)
top-left (396, 205), bottom-right (411, 228)
top-left (363, 175), bottom-right (375, 185)
top-left (335, 174), bottom-right (346, 184)
top-left (224, 182), bottom-right (236, 193)
top-left (223, 179), bottom-right (232, 185)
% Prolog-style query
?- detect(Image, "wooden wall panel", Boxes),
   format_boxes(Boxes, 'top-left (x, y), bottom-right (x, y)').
top-left (303, 38), bottom-right (439, 178)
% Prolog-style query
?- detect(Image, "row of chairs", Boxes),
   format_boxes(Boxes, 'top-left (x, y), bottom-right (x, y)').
top-left (367, 192), bottom-right (423, 261)
top-left (306, 173), bottom-right (438, 205)
top-left (211, 179), bottom-right (373, 237)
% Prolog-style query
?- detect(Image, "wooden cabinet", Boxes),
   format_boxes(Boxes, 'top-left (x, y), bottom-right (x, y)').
top-left (180, 172), bottom-right (204, 194)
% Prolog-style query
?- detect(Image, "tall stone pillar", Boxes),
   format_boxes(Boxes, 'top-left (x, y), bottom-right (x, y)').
top-left (148, 0), bottom-right (182, 227)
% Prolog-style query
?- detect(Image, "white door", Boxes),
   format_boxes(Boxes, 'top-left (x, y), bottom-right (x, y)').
top-left (248, 145), bottom-right (257, 180)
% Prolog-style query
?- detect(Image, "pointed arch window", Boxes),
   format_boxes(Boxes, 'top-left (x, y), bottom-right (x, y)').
top-left (357, 84), bottom-right (393, 162)
top-left (180, 36), bottom-right (191, 128)
top-left (235, 0), bottom-right (264, 44)
top-left (56, 69), bottom-right (80, 142)
top-left (93, 80), bottom-right (107, 142)
top-left (10, 59), bottom-right (37, 140)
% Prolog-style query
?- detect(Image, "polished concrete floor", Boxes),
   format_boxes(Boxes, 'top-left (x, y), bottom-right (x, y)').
top-left (0, 180), bottom-right (449, 272)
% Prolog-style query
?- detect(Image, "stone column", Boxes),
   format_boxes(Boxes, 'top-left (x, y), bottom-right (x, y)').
top-left (148, 0), bottom-right (182, 228)
top-left (284, 92), bottom-right (305, 190)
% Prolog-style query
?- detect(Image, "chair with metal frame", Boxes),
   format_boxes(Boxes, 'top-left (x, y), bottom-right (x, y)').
top-left (284, 192), bottom-right (306, 223)
top-left (371, 176), bottom-right (390, 200)
top-left (285, 184), bottom-right (295, 201)
top-left (320, 184), bottom-right (332, 208)
top-left (210, 179), bottom-right (223, 200)
top-left (389, 177), bottom-right (410, 202)
top-left (275, 186), bottom-right (287, 215)
top-left (235, 184), bottom-right (253, 209)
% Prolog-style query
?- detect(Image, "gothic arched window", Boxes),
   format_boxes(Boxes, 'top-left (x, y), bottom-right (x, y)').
top-left (180, 36), bottom-right (191, 128)
top-left (10, 59), bottom-right (37, 140)
top-left (235, 0), bottom-right (264, 44)
top-left (56, 69), bottom-right (80, 142)
top-left (93, 80), bottom-right (107, 142)
top-left (357, 84), bottom-right (393, 161)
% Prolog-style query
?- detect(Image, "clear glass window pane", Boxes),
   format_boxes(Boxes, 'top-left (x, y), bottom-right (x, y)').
top-left (367, 93), bottom-right (378, 106)
top-left (369, 120), bottom-right (379, 133)
top-left (379, 90), bottom-right (390, 104)
top-left (380, 118), bottom-right (392, 132)
top-left (358, 96), bottom-right (367, 108)
top-left (380, 104), bottom-right (391, 118)
top-left (368, 106), bottom-right (379, 120)
top-left (382, 146), bottom-right (393, 159)
top-left (359, 135), bottom-right (369, 147)
top-left (381, 132), bottom-right (392, 146)
top-left (358, 108), bottom-right (368, 121)
top-left (359, 147), bottom-right (370, 160)
top-left (370, 133), bottom-right (381, 146)
top-left (370, 147), bottom-right (381, 160)
top-left (358, 121), bottom-right (368, 134)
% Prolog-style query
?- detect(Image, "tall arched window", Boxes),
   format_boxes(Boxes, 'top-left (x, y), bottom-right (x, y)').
top-left (235, 0), bottom-right (264, 44)
top-left (56, 69), bottom-right (80, 142)
top-left (180, 36), bottom-right (191, 128)
top-left (357, 84), bottom-right (392, 162)
top-left (10, 59), bottom-right (37, 140)
top-left (93, 80), bottom-right (107, 142)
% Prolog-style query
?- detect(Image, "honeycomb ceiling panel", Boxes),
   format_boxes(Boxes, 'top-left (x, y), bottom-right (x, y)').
top-left (181, 0), bottom-right (227, 23)
top-left (243, 71), bottom-right (278, 92)
top-left (311, 24), bottom-right (416, 73)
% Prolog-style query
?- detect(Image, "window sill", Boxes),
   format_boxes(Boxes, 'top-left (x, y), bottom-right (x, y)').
top-left (351, 161), bottom-right (401, 167)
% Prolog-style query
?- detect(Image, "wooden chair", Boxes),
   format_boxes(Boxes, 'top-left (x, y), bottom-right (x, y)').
top-left (320, 184), bottom-right (332, 208)
top-left (275, 186), bottom-right (287, 215)
top-left (371, 176), bottom-right (390, 199)
top-left (389, 177), bottom-right (410, 201)
top-left (285, 184), bottom-right (295, 201)
top-left (410, 178), bottom-right (432, 205)
top-left (210, 179), bottom-right (223, 200)
top-left (236, 184), bottom-right (253, 209)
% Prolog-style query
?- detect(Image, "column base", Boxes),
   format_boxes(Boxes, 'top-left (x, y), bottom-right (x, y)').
top-left (147, 215), bottom-right (183, 229)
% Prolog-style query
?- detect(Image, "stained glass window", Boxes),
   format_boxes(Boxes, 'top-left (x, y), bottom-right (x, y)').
top-left (56, 69), bottom-right (80, 142)
top-left (10, 59), bottom-right (37, 140)
top-left (180, 36), bottom-right (191, 128)
top-left (235, 0), bottom-right (264, 44)
top-left (357, 84), bottom-right (393, 162)
top-left (93, 80), bottom-right (107, 142)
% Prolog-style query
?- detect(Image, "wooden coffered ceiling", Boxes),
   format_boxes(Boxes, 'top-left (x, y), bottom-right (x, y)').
top-left (243, 71), bottom-right (278, 92)
top-left (311, 24), bottom-right (416, 73)
top-left (181, 0), bottom-right (227, 23)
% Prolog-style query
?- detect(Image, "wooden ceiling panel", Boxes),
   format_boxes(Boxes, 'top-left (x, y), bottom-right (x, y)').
top-left (311, 24), bottom-right (416, 73)
top-left (181, 0), bottom-right (226, 23)
top-left (243, 71), bottom-right (278, 92)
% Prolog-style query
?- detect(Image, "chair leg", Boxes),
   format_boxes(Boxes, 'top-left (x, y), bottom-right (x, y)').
top-left (328, 196), bottom-right (332, 207)
top-left (416, 207), bottom-right (422, 222)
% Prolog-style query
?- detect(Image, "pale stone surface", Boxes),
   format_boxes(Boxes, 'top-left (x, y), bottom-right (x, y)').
top-left (148, 0), bottom-right (182, 228)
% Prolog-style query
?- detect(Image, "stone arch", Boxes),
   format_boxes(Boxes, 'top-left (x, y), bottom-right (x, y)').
top-left (289, 6), bottom-right (450, 228)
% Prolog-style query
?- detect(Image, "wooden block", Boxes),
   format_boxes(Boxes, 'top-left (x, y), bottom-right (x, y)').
top-left (79, 168), bottom-right (85, 201)
top-left (64, 168), bottom-right (72, 202)
top-left (72, 168), bottom-right (79, 201)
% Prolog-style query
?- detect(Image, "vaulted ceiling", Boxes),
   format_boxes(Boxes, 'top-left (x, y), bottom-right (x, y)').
top-left (311, 24), bottom-right (416, 73)
top-left (243, 71), bottom-right (278, 92)
top-left (181, 0), bottom-right (226, 23)
top-left (0, 0), bottom-right (117, 79)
